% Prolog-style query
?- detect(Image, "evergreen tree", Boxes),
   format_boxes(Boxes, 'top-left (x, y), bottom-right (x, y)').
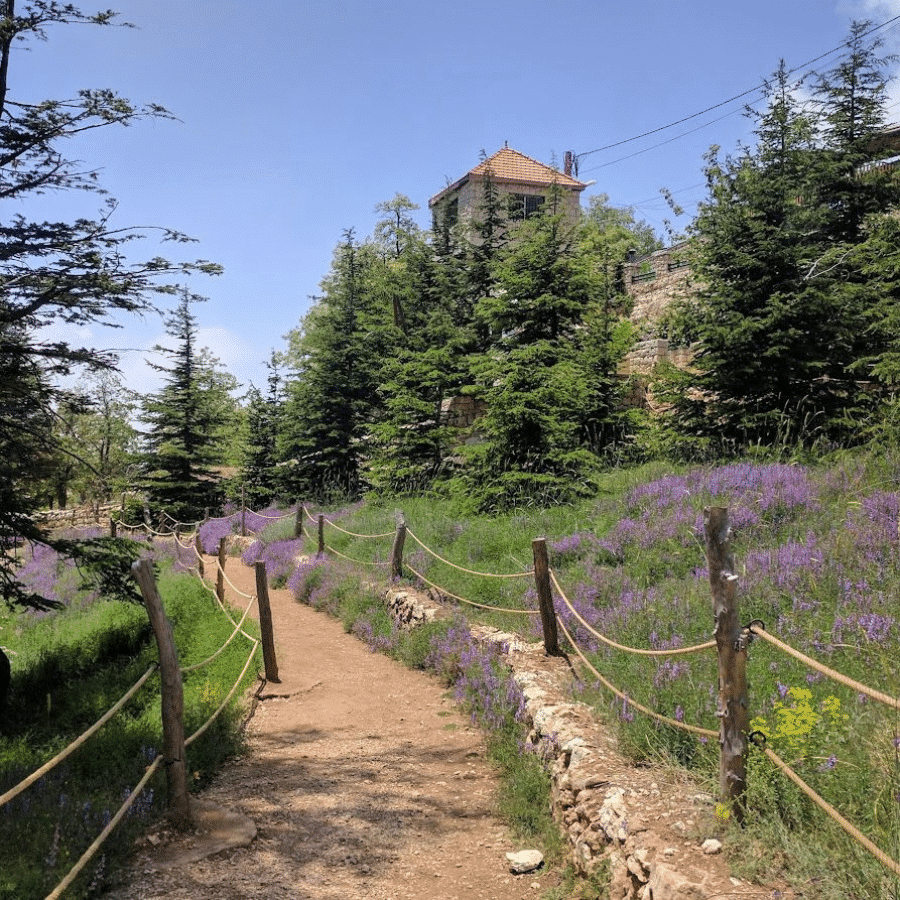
top-left (280, 232), bottom-right (395, 501)
top-left (240, 353), bottom-right (284, 507)
top-left (0, 2), bottom-right (219, 606)
top-left (463, 197), bottom-right (626, 509)
top-left (140, 290), bottom-right (233, 520)
top-left (670, 30), bottom-right (899, 449)
top-left (368, 234), bottom-right (468, 493)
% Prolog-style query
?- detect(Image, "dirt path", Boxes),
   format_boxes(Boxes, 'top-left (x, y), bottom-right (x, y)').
top-left (103, 556), bottom-right (559, 900)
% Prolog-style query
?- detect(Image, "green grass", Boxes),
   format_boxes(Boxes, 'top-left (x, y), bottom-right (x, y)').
top-left (0, 565), bottom-right (260, 900)
top-left (283, 451), bottom-right (900, 899)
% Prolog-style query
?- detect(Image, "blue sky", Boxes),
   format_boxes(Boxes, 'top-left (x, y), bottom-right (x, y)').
top-left (12, 0), bottom-right (900, 395)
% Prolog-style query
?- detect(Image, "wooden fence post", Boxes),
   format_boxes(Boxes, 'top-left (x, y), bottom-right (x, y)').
top-left (195, 533), bottom-right (205, 578)
top-left (391, 516), bottom-right (407, 580)
top-left (294, 503), bottom-right (304, 539)
top-left (254, 561), bottom-right (280, 683)
top-left (532, 538), bottom-right (560, 655)
top-left (110, 519), bottom-right (117, 538)
top-left (131, 559), bottom-right (192, 829)
top-left (318, 514), bottom-right (325, 557)
top-left (704, 506), bottom-right (749, 823)
top-left (216, 537), bottom-right (226, 604)
top-left (241, 486), bottom-right (247, 537)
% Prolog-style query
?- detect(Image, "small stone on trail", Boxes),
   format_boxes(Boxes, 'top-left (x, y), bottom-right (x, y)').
top-left (701, 838), bottom-right (723, 855)
top-left (505, 849), bottom-right (543, 874)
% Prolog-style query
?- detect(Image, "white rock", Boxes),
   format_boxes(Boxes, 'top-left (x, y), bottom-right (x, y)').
top-left (701, 838), bottom-right (723, 855)
top-left (506, 849), bottom-right (544, 874)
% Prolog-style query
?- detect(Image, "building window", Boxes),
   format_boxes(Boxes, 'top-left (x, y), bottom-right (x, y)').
top-left (508, 193), bottom-right (544, 220)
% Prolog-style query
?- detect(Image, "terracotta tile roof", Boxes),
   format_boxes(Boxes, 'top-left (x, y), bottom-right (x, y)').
top-left (430, 146), bottom-right (587, 206)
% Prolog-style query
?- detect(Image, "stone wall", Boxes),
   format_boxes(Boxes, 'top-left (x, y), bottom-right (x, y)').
top-left (382, 587), bottom-right (746, 899)
top-left (440, 395), bottom-right (486, 429)
top-left (620, 244), bottom-right (696, 379)
top-left (34, 502), bottom-right (121, 532)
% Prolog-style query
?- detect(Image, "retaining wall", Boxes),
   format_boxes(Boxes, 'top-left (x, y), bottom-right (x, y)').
top-left (382, 586), bottom-right (751, 900)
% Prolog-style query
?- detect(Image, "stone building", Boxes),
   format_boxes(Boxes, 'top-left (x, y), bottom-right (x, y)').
top-left (429, 144), bottom-right (588, 238)
top-left (619, 243), bottom-right (695, 378)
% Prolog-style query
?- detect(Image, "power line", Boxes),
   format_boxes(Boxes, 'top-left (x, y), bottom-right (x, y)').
top-left (579, 102), bottom-right (757, 176)
top-left (575, 13), bottom-right (900, 166)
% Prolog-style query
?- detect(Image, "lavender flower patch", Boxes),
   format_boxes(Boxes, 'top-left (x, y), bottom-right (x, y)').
top-left (287, 557), bottom-right (328, 605)
top-left (425, 616), bottom-right (526, 732)
top-left (832, 611), bottom-right (896, 646)
top-left (241, 540), bottom-right (263, 567)
top-left (843, 491), bottom-right (900, 567)
top-left (198, 516), bottom-right (236, 554)
top-left (351, 609), bottom-right (398, 653)
top-left (549, 531), bottom-right (601, 565)
top-left (603, 463), bottom-right (820, 562)
top-left (257, 539), bottom-right (306, 588)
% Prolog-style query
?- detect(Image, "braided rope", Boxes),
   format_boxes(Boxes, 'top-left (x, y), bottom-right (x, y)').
top-left (405, 562), bottom-right (540, 615)
top-left (44, 754), bottom-right (164, 900)
top-left (558, 617), bottom-right (717, 738)
top-left (191, 569), bottom-right (258, 642)
top-left (185, 640), bottom-right (260, 747)
top-left (750, 625), bottom-right (900, 711)
top-left (0, 664), bottom-right (158, 810)
top-left (214, 558), bottom-right (255, 600)
top-left (406, 527), bottom-right (533, 579)
top-left (550, 570), bottom-right (716, 658)
top-left (322, 517), bottom-right (395, 539)
top-left (245, 509), bottom-right (293, 521)
top-left (115, 520), bottom-right (145, 532)
top-left (161, 511), bottom-right (206, 530)
top-left (762, 745), bottom-right (900, 878)
top-left (323, 542), bottom-right (391, 567)
top-left (173, 531), bottom-right (199, 549)
top-left (182, 594), bottom-right (257, 673)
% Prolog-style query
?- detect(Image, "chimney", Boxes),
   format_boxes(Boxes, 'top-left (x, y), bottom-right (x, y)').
top-left (564, 150), bottom-right (573, 176)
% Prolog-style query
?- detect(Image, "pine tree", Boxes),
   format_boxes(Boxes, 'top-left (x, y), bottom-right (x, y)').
top-left (0, 2), bottom-right (219, 605)
top-left (140, 290), bottom-right (232, 520)
top-left (463, 197), bottom-right (624, 509)
top-left (673, 30), bottom-right (899, 449)
top-left (280, 232), bottom-right (394, 501)
top-left (240, 353), bottom-right (284, 507)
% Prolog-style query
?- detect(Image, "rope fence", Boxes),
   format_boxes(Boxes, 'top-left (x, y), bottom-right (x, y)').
top-left (0, 663), bottom-right (159, 810)
top-left (749, 623), bottom-right (900, 711)
top-left (405, 561), bottom-right (541, 615)
top-left (406, 527), bottom-right (533, 579)
top-left (549, 569), bottom-right (717, 658)
top-left (759, 744), bottom-right (900, 879)
top-left (1, 519), bottom-right (267, 899)
top-left (300, 502), bottom-right (899, 882)
top-left (558, 616), bottom-right (718, 739)
top-left (46, 498), bottom-right (899, 889)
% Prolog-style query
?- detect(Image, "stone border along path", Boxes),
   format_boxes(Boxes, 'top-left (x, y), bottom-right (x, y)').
top-left (102, 554), bottom-right (791, 900)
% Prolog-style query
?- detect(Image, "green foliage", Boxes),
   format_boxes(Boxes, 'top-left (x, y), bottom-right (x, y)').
top-left (0, 3), bottom-right (219, 608)
top-left (393, 619), bottom-right (451, 669)
top-left (0, 563), bottom-right (259, 898)
top-left (280, 231), bottom-right (398, 502)
top-left (239, 353), bottom-right (286, 508)
top-left (278, 170), bottom-right (652, 509)
top-left (140, 290), bottom-right (236, 520)
top-left (458, 201), bottom-right (632, 510)
top-left (671, 26), bottom-right (900, 451)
